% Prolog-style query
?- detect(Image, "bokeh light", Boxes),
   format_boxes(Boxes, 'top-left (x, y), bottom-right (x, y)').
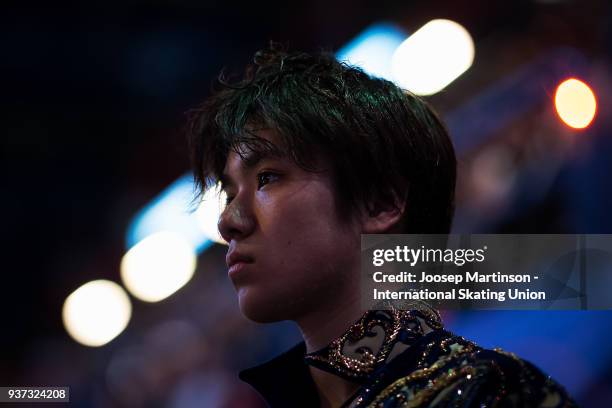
top-left (194, 184), bottom-right (227, 245)
top-left (62, 280), bottom-right (132, 347)
top-left (125, 175), bottom-right (214, 253)
top-left (120, 231), bottom-right (197, 302)
top-left (336, 22), bottom-right (408, 81)
top-left (391, 19), bottom-right (475, 95)
top-left (554, 78), bottom-right (597, 129)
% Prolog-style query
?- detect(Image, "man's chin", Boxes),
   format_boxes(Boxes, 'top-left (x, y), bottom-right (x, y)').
top-left (237, 287), bottom-right (294, 323)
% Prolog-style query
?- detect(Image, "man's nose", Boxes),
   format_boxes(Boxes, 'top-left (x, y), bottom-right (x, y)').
top-left (218, 197), bottom-right (256, 242)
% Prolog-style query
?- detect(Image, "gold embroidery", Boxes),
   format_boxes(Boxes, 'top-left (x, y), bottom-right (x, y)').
top-left (305, 306), bottom-right (442, 380)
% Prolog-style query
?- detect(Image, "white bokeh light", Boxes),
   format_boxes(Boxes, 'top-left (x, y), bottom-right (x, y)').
top-left (391, 19), bottom-right (475, 95)
top-left (554, 78), bottom-right (597, 129)
top-left (194, 185), bottom-right (227, 245)
top-left (62, 280), bottom-right (132, 347)
top-left (120, 231), bottom-right (197, 302)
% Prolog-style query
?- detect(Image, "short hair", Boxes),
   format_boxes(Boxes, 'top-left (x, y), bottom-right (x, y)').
top-left (187, 44), bottom-right (456, 233)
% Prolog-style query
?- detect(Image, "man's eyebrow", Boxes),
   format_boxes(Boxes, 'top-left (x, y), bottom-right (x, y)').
top-left (246, 146), bottom-right (290, 166)
top-left (219, 149), bottom-right (284, 190)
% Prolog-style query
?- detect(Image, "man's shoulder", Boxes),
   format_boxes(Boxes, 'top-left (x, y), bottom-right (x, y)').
top-left (362, 331), bottom-right (576, 408)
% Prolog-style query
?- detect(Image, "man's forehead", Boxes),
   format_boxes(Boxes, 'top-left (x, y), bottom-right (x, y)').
top-left (234, 128), bottom-right (285, 159)
top-left (218, 127), bottom-right (329, 187)
top-left (220, 131), bottom-right (288, 185)
top-left (226, 147), bottom-right (286, 170)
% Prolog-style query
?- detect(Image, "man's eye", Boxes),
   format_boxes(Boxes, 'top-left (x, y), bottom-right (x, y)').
top-left (257, 171), bottom-right (279, 189)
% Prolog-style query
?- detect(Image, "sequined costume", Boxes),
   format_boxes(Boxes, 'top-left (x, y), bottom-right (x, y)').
top-left (240, 308), bottom-right (576, 407)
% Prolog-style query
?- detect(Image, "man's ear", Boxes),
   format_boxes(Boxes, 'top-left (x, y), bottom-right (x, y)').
top-left (361, 200), bottom-right (406, 234)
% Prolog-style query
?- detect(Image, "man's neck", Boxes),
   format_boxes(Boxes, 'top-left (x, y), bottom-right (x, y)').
top-left (297, 290), bottom-right (363, 353)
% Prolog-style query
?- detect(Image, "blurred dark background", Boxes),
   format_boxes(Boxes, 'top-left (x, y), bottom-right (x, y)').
top-left (2, 0), bottom-right (612, 406)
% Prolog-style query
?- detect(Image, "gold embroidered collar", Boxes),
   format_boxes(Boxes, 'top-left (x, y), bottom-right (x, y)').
top-left (304, 306), bottom-right (443, 382)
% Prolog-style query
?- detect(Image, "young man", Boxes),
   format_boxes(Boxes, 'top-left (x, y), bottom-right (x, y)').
top-left (188, 45), bottom-right (575, 407)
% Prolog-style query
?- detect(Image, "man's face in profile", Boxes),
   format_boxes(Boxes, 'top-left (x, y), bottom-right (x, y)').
top-left (218, 129), bottom-right (362, 323)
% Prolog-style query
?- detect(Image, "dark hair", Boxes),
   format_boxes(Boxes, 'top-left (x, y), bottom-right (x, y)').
top-left (187, 44), bottom-right (456, 233)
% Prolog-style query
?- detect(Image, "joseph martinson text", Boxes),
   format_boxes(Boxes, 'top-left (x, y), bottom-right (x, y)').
top-left (372, 271), bottom-right (547, 302)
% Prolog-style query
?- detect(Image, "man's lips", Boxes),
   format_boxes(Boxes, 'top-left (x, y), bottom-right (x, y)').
top-left (226, 250), bottom-right (255, 276)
